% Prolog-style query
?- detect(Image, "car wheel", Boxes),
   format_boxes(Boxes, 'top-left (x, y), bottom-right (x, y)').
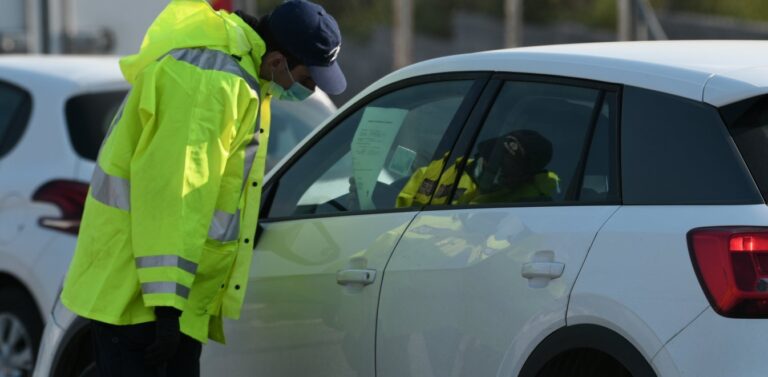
top-left (0, 287), bottom-right (42, 377)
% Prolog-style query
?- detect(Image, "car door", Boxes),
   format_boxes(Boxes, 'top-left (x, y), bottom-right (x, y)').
top-left (376, 75), bottom-right (622, 377)
top-left (200, 74), bottom-right (489, 377)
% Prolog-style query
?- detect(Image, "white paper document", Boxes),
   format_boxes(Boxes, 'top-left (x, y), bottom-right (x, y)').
top-left (351, 107), bottom-right (408, 210)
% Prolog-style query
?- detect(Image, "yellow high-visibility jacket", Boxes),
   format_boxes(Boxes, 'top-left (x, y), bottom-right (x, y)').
top-left (61, 0), bottom-right (272, 343)
top-left (396, 157), bottom-right (560, 207)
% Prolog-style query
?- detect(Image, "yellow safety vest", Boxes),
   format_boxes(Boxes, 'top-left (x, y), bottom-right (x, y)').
top-left (61, 0), bottom-right (271, 343)
top-left (396, 157), bottom-right (560, 207)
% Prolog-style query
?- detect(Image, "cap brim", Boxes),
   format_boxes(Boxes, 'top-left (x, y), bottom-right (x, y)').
top-left (309, 61), bottom-right (347, 96)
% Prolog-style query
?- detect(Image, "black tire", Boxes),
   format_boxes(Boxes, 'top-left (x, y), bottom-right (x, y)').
top-left (0, 286), bottom-right (43, 377)
top-left (78, 362), bottom-right (97, 377)
top-left (536, 348), bottom-right (633, 377)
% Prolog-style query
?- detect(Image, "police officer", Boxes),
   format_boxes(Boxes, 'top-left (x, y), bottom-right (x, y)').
top-left (60, 1), bottom-right (346, 376)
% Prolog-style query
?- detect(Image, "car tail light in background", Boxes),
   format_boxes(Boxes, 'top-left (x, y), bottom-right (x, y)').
top-left (689, 227), bottom-right (768, 318)
top-left (32, 180), bottom-right (89, 235)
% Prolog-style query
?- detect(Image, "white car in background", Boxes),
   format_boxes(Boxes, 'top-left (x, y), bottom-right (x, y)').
top-left (36, 40), bottom-right (768, 377)
top-left (0, 55), bottom-right (335, 377)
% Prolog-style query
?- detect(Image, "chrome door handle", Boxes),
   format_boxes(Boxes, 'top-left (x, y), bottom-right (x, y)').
top-left (336, 269), bottom-right (376, 286)
top-left (521, 262), bottom-right (565, 280)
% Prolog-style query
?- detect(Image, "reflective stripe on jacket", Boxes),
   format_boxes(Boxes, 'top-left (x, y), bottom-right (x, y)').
top-left (61, 0), bottom-right (271, 344)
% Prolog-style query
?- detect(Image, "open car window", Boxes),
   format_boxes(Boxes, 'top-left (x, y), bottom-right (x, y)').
top-left (266, 79), bottom-right (476, 219)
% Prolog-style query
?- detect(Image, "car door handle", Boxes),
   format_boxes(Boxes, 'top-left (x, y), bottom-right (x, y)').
top-left (336, 269), bottom-right (377, 286)
top-left (521, 262), bottom-right (565, 280)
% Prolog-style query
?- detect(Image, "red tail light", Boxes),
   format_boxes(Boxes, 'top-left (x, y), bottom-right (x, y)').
top-left (31, 180), bottom-right (89, 235)
top-left (688, 227), bottom-right (768, 317)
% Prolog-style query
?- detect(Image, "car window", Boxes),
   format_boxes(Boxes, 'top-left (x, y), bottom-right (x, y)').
top-left (267, 98), bottom-right (334, 172)
top-left (721, 94), bottom-right (768, 203)
top-left (267, 80), bottom-right (476, 219)
top-left (622, 86), bottom-right (761, 205)
top-left (266, 111), bottom-right (314, 171)
top-left (445, 80), bottom-right (607, 206)
top-left (0, 81), bottom-right (32, 158)
top-left (66, 90), bottom-right (129, 161)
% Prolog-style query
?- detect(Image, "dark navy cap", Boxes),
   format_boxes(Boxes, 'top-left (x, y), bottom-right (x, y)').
top-left (268, 0), bottom-right (347, 95)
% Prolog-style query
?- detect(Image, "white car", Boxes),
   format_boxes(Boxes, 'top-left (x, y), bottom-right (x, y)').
top-left (36, 40), bottom-right (768, 377)
top-left (0, 55), bottom-right (335, 377)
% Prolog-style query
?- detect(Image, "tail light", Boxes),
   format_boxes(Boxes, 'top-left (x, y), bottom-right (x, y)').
top-left (688, 227), bottom-right (768, 317)
top-left (31, 180), bottom-right (89, 235)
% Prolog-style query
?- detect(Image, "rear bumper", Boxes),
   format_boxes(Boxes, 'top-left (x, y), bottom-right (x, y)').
top-left (655, 307), bottom-right (768, 377)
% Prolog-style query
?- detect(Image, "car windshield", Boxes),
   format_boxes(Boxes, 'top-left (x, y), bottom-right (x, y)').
top-left (721, 95), bottom-right (768, 202)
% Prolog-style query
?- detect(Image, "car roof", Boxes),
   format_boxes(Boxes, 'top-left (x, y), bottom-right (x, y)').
top-left (369, 40), bottom-right (768, 107)
top-left (0, 55), bottom-right (125, 89)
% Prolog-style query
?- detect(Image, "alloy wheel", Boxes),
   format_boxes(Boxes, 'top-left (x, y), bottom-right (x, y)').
top-left (0, 313), bottom-right (33, 377)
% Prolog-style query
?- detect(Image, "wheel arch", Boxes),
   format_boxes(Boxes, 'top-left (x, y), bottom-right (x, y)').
top-left (518, 324), bottom-right (658, 377)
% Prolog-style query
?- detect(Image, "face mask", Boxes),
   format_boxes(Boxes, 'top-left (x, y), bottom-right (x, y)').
top-left (271, 61), bottom-right (313, 102)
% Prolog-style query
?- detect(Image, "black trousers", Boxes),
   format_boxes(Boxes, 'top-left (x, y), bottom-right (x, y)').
top-left (91, 320), bottom-right (202, 377)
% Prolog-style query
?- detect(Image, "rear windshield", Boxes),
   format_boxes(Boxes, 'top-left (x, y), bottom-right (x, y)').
top-left (66, 90), bottom-right (128, 161)
top-left (722, 95), bottom-right (768, 202)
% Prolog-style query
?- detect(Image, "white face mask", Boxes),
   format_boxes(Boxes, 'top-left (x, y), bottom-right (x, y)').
top-left (270, 61), bottom-right (313, 102)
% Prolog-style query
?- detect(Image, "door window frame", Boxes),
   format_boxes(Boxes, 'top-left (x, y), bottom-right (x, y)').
top-left (424, 73), bottom-right (622, 211)
top-left (260, 72), bottom-right (493, 222)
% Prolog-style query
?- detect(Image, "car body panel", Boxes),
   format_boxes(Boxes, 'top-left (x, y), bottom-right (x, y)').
top-left (569, 205), bottom-right (768, 362)
top-left (29, 235), bottom-right (79, 315)
top-left (651, 346), bottom-right (682, 377)
top-left (657, 307), bottom-right (768, 377)
top-left (201, 212), bottom-right (417, 377)
top-left (377, 205), bottom-right (618, 377)
top-left (703, 65), bottom-right (768, 107)
top-left (0, 56), bottom-right (125, 91)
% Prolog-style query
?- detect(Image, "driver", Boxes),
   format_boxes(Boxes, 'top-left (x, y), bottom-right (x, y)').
top-left (396, 129), bottom-right (559, 207)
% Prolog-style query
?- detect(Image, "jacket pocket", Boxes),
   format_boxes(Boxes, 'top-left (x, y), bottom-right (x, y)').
top-left (190, 243), bottom-right (237, 314)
